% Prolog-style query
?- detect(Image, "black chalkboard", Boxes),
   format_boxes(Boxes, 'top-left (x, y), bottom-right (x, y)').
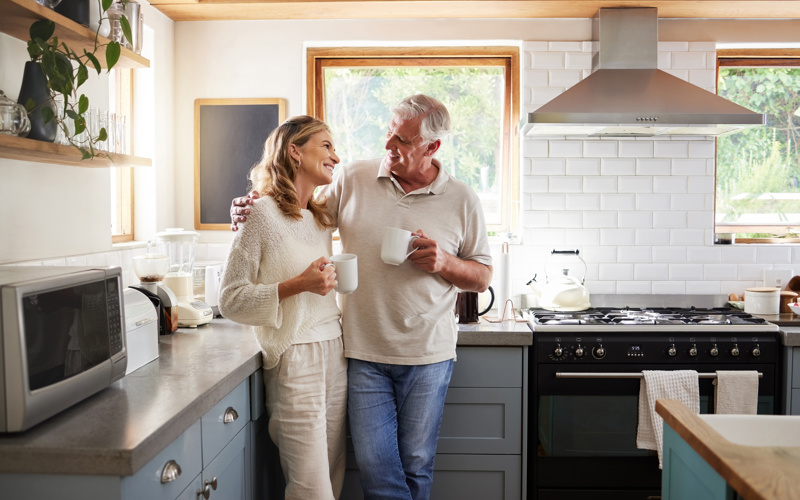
top-left (194, 98), bottom-right (286, 230)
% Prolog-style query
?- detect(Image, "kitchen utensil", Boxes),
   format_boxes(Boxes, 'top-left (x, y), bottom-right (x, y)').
top-left (132, 252), bottom-right (169, 294)
top-left (155, 228), bottom-right (213, 327)
top-left (780, 291), bottom-right (799, 313)
top-left (0, 91), bottom-right (31, 137)
top-left (744, 287), bottom-right (779, 315)
top-left (456, 286), bottom-right (494, 324)
top-left (381, 227), bottom-right (419, 265)
top-left (527, 249), bottom-right (591, 311)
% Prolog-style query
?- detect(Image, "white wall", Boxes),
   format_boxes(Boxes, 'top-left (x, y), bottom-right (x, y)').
top-left (0, 1), bottom-right (175, 264)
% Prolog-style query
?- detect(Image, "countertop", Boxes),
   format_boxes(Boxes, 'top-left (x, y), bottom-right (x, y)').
top-left (0, 317), bottom-right (529, 476)
top-left (751, 313), bottom-right (800, 346)
top-left (656, 399), bottom-right (800, 500)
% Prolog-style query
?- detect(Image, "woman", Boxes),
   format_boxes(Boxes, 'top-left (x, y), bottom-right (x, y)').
top-left (219, 116), bottom-right (346, 500)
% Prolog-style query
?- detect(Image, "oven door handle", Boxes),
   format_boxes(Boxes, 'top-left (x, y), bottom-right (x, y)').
top-left (555, 372), bottom-right (763, 379)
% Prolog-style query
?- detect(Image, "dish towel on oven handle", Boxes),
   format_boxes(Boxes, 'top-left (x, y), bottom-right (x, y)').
top-left (713, 370), bottom-right (759, 414)
top-left (636, 370), bottom-right (700, 469)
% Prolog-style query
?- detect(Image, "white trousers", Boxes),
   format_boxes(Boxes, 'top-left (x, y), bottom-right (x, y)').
top-left (263, 336), bottom-right (348, 500)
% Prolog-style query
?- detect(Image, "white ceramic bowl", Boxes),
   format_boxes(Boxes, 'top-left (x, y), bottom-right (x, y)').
top-left (789, 303), bottom-right (800, 315)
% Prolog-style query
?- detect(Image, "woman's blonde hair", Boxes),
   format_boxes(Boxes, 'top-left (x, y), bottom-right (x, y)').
top-left (249, 115), bottom-right (334, 229)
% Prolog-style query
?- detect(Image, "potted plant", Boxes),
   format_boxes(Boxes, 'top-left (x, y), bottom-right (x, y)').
top-left (20, 0), bottom-right (132, 159)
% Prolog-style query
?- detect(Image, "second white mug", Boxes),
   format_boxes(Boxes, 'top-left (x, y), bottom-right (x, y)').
top-left (381, 227), bottom-right (419, 266)
top-left (329, 253), bottom-right (358, 294)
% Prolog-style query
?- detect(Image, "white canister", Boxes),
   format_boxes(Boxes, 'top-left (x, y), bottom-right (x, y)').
top-left (744, 287), bottom-right (780, 315)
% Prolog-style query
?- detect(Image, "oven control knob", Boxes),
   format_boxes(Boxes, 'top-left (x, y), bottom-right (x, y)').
top-left (668, 344), bottom-right (677, 357)
top-left (593, 346), bottom-right (606, 359)
top-left (689, 344), bottom-right (698, 357)
top-left (575, 346), bottom-right (584, 357)
top-left (710, 344), bottom-right (719, 357)
top-left (554, 345), bottom-right (563, 358)
top-left (731, 344), bottom-right (740, 357)
top-left (752, 344), bottom-right (761, 357)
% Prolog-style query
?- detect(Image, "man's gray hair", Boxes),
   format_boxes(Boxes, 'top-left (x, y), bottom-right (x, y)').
top-left (392, 94), bottom-right (451, 144)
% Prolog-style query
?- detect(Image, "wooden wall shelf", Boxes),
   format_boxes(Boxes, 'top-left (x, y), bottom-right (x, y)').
top-left (0, 0), bottom-right (149, 69)
top-left (0, 134), bottom-right (152, 168)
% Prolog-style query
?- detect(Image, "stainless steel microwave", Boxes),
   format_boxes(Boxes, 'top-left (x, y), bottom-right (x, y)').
top-left (0, 266), bottom-right (127, 432)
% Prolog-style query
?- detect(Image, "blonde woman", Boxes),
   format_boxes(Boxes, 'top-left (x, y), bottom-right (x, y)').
top-left (219, 115), bottom-right (346, 500)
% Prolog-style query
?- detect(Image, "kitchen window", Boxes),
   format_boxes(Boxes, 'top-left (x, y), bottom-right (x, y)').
top-left (111, 68), bottom-right (134, 244)
top-left (306, 47), bottom-right (520, 236)
top-left (715, 49), bottom-right (800, 243)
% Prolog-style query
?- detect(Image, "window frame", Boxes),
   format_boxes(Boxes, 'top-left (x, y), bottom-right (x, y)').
top-left (306, 46), bottom-right (521, 235)
top-left (715, 48), bottom-right (800, 244)
top-left (111, 68), bottom-right (134, 244)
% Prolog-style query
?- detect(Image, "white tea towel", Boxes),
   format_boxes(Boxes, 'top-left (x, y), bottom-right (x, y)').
top-left (714, 370), bottom-right (759, 414)
top-left (636, 370), bottom-right (699, 468)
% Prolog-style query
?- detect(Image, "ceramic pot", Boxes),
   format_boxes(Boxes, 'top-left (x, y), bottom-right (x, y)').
top-left (17, 62), bottom-right (56, 143)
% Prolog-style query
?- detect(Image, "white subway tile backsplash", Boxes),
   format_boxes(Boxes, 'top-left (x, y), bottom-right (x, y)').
top-left (618, 176), bottom-right (653, 194)
top-left (531, 51), bottom-right (565, 69)
top-left (564, 229), bottom-right (601, 246)
top-left (582, 176), bottom-right (618, 193)
top-left (687, 211), bottom-right (714, 229)
top-left (634, 263), bottom-right (669, 281)
top-left (617, 281), bottom-right (653, 294)
top-left (550, 176), bottom-right (583, 192)
top-left (688, 141), bottom-right (715, 159)
top-left (587, 281), bottom-right (617, 294)
top-left (550, 140), bottom-right (585, 158)
top-left (600, 229), bottom-right (636, 246)
top-left (583, 245), bottom-right (618, 262)
top-left (737, 264), bottom-right (770, 282)
top-left (654, 141), bottom-right (689, 158)
top-left (719, 245), bottom-right (758, 263)
top-left (664, 68), bottom-right (689, 81)
top-left (657, 51), bottom-right (671, 69)
top-left (522, 210), bottom-right (549, 228)
top-left (659, 41), bottom-right (689, 53)
top-left (524, 175), bottom-right (550, 193)
top-left (549, 211), bottom-right (583, 228)
top-left (524, 140), bottom-right (551, 158)
top-left (531, 158), bottom-right (566, 175)
top-left (653, 211), bottom-right (687, 229)
top-left (670, 264), bottom-right (704, 280)
top-left (523, 41), bottom-right (549, 55)
top-left (687, 176), bottom-right (715, 194)
top-left (601, 159), bottom-right (635, 175)
top-left (672, 51), bottom-right (708, 69)
top-left (688, 69), bottom-right (717, 90)
top-left (685, 280), bottom-right (721, 294)
top-left (565, 51), bottom-right (592, 69)
top-left (566, 158), bottom-right (602, 175)
top-left (584, 141), bottom-right (619, 159)
top-left (703, 264), bottom-right (739, 280)
top-left (672, 230), bottom-right (707, 246)
top-left (636, 159), bottom-right (671, 176)
top-left (653, 176), bottom-right (688, 194)
top-left (619, 141), bottom-right (654, 158)
top-left (686, 245), bottom-right (722, 263)
top-left (532, 87), bottom-right (565, 106)
top-left (566, 194), bottom-right (601, 211)
top-left (618, 246), bottom-right (652, 263)
top-left (583, 211), bottom-right (618, 228)
top-left (653, 281), bottom-right (687, 294)
top-left (599, 263), bottom-right (634, 280)
top-left (670, 194), bottom-right (706, 212)
top-left (525, 69), bottom-right (549, 87)
top-left (653, 246), bottom-right (687, 263)
top-left (756, 246), bottom-right (793, 264)
top-left (601, 194), bottom-right (636, 211)
top-left (636, 194), bottom-right (671, 211)
top-left (635, 229), bottom-right (671, 246)
top-left (549, 41), bottom-right (585, 52)
top-left (619, 211), bottom-right (653, 229)
top-left (531, 193), bottom-right (567, 210)
top-left (549, 69), bottom-right (583, 88)
top-left (672, 159), bottom-right (708, 176)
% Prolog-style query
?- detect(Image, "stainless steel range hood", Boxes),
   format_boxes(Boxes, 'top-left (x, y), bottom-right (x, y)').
top-left (521, 7), bottom-right (766, 137)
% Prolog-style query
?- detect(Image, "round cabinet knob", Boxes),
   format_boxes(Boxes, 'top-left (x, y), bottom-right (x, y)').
top-left (731, 344), bottom-right (740, 357)
top-left (668, 344), bottom-right (677, 357)
top-left (752, 345), bottom-right (761, 357)
top-left (553, 345), bottom-right (563, 358)
top-left (689, 344), bottom-right (698, 357)
top-left (710, 344), bottom-right (719, 357)
top-left (593, 346), bottom-right (606, 359)
top-left (575, 346), bottom-right (584, 357)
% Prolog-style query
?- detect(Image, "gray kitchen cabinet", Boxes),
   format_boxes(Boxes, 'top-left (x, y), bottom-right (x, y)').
top-left (340, 346), bottom-right (527, 500)
top-left (0, 377), bottom-right (253, 500)
top-left (784, 346), bottom-right (800, 415)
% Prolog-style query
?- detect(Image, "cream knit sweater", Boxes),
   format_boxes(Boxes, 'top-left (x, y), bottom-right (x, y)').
top-left (218, 196), bottom-right (341, 369)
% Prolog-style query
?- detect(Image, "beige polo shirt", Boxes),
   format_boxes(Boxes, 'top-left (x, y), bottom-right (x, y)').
top-left (322, 157), bottom-right (492, 365)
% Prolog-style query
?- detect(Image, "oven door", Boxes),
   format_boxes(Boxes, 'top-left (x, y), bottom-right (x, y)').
top-left (532, 363), bottom-right (776, 500)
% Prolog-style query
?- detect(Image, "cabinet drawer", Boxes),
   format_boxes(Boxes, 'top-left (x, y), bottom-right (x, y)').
top-left (450, 347), bottom-right (522, 388)
top-left (202, 378), bottom-right (250, 468)
top-left (438, 387), bottom-right (522, 454)
top-left (122, 420), bottom-right (202, 500)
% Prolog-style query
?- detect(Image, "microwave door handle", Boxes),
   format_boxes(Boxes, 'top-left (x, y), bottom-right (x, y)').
top-left (555, 372), bottom-right (763, 379)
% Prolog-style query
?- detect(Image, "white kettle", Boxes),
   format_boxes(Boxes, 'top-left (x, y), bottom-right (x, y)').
top-left (527, 250), bottom-right (591, 311)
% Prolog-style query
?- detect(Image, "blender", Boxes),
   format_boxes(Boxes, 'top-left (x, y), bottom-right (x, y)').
top-left (155, 228), bottom-right (213, 327)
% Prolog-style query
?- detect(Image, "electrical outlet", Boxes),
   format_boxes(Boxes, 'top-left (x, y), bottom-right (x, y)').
top-left (763, 269), bottom-right (794, 289)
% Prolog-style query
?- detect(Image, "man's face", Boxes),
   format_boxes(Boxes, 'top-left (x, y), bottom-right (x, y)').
top-left (384, 114), bottom-right (433, 177)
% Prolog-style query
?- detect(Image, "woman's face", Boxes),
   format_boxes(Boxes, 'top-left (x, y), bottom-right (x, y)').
top-left (292, 129), bottom-right (339, 187)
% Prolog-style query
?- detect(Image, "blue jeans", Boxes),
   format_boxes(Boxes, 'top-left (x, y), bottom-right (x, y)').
top-left (347, 358), bottom-right (454, 500)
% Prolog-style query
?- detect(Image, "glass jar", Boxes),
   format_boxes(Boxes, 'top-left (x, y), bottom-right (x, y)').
top-left (0, 91), bottom-right (31, 137)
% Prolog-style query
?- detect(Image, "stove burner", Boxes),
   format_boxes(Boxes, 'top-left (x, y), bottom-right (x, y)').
top-left (528, 306), bottom-right (771, 327)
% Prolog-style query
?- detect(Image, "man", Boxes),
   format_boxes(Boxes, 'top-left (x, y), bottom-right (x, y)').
top-left (231, 94), bottom-right (492, 499)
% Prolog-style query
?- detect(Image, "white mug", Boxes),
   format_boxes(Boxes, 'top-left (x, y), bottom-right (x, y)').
top-left (327, 254), bottom-right (358, 294)
top-left (381, 227), bottom-right (419, 266)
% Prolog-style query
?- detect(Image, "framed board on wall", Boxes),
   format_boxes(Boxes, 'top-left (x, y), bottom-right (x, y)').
top-left (194, 98), bottom-right (286, 230)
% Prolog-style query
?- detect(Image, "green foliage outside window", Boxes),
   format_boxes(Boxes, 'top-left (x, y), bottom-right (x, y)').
top-left (323, 67), bottom-right (505, 223)
top-left (716, 67), bottom-right (800, 237)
